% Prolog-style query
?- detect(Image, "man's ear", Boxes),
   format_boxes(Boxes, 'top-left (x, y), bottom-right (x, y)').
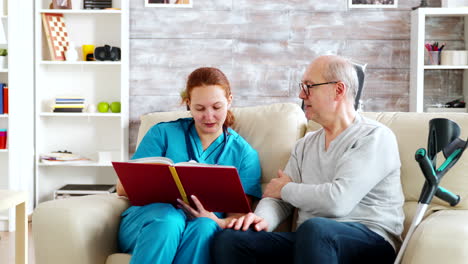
top-left (335, 82), bottom-right (346, 100)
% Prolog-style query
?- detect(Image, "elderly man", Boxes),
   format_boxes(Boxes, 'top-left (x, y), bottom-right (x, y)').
top-left (212, 55), bottom-right (404, 264)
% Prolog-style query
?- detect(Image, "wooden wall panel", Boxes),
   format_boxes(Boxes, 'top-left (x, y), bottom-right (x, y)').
top-left (364, 69), bottom-right (410, 97)
top-left (234, 0), bottom-right (347, 11)
top-left (232, 40), bottom-right (410, 68)
top-left (424, 70), bottom-right (464, 100)
top-left (233, 0), bottom-right (441, 11)
top-left (361, 69), bottom-right (410, 111)
top-left (131, 39), bottom-right (233, 96)
top-left (131, 39), bottom-right (233, 67)
top-left (230, 65), bottom-right (292, 97)
top-left (131, 0), bottom-right (232, 10)
top-left (363, 96), bottom-right (409, 112)
top-left (426, 17), bottom-right (464, 41)
top-left (128, 0), bottom-right (454, 151)
top-left (290, 11), bottom-right (410, 40)
top-left (130, 10), bottom-right (290, 40)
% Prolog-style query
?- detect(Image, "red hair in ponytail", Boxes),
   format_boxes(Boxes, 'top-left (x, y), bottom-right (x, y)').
top-left (181, 67), bottom-right (235, 127)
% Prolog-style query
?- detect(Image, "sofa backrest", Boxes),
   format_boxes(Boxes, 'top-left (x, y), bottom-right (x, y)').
top-left (137, 103), bottom-right (308, 190)
top-left (307, 112), bottom-right (468, 210)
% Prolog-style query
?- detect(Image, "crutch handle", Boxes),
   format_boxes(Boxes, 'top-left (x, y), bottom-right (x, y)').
top-left (415, 148), bottom-right (437, 185)
top-left (436, 186), bottom-right (460, 206)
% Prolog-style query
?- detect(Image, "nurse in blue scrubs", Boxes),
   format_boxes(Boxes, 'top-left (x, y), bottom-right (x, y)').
top-left (116, 67), bottom-right (262, 264)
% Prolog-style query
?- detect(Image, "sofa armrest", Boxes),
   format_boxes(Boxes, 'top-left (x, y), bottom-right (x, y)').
top-left (402, 210), bottom-right (468, 264)
top-left (33, 194), bottom-right (130, 264)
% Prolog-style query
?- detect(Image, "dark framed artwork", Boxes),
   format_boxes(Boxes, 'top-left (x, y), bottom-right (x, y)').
top-left (145, 0), bottom-right (193, 8)
top-left (349, 0), bottom-right (398, 8)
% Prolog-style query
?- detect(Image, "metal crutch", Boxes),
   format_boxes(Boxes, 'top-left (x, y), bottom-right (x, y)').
top-left (394, 118), bottom-right (466, 264)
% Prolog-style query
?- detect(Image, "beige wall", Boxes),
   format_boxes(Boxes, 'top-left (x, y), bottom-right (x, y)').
top-left (129, 0), bottom-right (460, 152)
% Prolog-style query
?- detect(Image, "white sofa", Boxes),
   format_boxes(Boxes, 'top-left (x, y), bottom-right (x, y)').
top-left (33, 103), bottom-right (468, 264)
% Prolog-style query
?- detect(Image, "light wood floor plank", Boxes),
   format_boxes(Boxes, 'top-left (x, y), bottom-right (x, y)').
top-left (0, 222), bottom-right (34, 264)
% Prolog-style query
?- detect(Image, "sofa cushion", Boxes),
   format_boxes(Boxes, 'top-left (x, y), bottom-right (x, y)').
top-left (137, 103), bottom-right (307, 190)
top-left (106, 253), bottom-right (131, 264)
top-left (402, 210), bottom-right (468, 264)
top-left (33, 194), bottom-right (130, 264)
top-left (307, 112), bottom-right (468, 210)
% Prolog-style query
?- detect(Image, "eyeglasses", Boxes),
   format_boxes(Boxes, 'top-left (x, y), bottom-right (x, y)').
top-left (299, 81), bottom-right (338, 96)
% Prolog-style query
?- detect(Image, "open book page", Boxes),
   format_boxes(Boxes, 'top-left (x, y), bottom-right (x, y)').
top-left (129, 157), bottom-right (235, 169)
top-left (174, 161), bottom-right (235, 169)
top-left (129, 156), bottom-right (174, 165)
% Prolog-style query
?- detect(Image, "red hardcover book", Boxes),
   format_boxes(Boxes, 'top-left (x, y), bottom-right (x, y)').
top-left (3, 86), bottom-right (8, 114)
top-left (112, 157), bottom-right (252, 213)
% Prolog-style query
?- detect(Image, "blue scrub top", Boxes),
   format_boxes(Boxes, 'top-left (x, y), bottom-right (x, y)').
top-left (133, 118), bottom-right (262, 200)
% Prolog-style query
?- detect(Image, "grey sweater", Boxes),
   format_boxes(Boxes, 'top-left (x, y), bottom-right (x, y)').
top-left (255, 114), bottom-right (405, 250)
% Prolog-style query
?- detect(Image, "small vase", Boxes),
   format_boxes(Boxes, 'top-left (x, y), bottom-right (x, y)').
top-left (0, 56), bottom-right (7, 69)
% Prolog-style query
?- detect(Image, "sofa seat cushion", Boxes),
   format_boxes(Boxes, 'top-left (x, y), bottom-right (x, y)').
top-left (106, 253), bottom-right (131, 264)
top-left (402, 201), bottom-right (444, 238)
top-left (402, 210), bottom-right (468, 264)
top-left (33, 194), bottom-right (130, 264)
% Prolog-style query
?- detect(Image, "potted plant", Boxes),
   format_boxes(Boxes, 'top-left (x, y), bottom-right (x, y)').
top-left (0, 49), bottom-right (7, 69)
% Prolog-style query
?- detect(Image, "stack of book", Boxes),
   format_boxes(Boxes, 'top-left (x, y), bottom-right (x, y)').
top-left (84, 0), bottom-right (112, 9)
top-left (40, 151), bottom-right (91, 164)
top-left (53, 97), bottom-right (85, 113)
top-left (54, 184), bottom-right (116, 199)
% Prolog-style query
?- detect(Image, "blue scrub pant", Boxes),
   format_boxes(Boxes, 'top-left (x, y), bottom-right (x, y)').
top-left (212, 217), bottom-right (396, 264)
top-left (119, 203), bottom-right (221, 264)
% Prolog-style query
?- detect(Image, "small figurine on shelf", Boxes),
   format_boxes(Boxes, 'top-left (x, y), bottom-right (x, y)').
top-left (65, 42), bottom-right (78, 61)
top-left (87, 104), bottom-right (97, 113)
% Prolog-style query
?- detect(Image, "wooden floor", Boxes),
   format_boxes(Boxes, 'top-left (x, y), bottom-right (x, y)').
top-left (0, 222), bottom-right (34, 264)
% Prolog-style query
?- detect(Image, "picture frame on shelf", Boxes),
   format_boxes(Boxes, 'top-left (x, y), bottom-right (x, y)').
top-left (145, 0), bottom-right (192, 8)
top-left (349, 0), bottom-right (398, 8)
top-left (52, 0), bottom-right (72, 9)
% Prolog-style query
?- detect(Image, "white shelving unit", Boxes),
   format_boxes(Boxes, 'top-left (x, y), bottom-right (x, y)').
top-left (0, 4), bottom-right (10, 228)
top-left (410, 8), bottom-right (468, 112)
top-left (34, 0), bottom-right (129, 204)
top-left (0, 0), bottom-right (34, 231)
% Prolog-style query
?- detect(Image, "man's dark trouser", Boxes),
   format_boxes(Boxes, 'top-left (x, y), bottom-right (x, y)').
top-left (212, 217), bottom-right (396, 264)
